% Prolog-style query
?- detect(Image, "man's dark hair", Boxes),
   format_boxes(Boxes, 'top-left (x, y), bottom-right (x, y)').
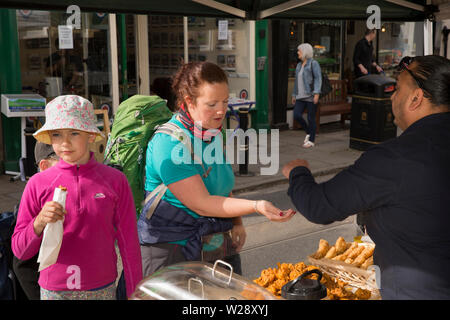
top-left (365, 29), bottom-right (376, 36)
top-left (412, 55), bottom-right (450, 109)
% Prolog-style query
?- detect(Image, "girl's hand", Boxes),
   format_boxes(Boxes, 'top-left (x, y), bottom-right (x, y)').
top-left (254, 200), bottom-right (296, 222)
top-left (230, 224), bottom-right (246, 253)
top-left (33, 201), bottom-right (66, 236)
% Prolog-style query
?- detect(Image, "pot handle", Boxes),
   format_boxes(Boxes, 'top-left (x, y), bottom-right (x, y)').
top-left (285, 269), bottom-right (323, 292)
top-left (212, 260), bottom-right (233, 286)
top-left (188, 277), bottom-right (205, 299)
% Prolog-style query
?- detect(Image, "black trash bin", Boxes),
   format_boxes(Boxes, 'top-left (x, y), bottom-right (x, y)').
top-left (350, 75), bottom-right (397, 151)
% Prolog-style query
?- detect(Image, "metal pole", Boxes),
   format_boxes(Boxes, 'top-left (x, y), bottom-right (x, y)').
top-left (236, 107), bottom-right (254, 176)
top-left (118, 14), bottom-right (128, 101)
top-left (108, 13), bottom-right (120, 113)
top-left (183, 17), bottom-right (189, 63)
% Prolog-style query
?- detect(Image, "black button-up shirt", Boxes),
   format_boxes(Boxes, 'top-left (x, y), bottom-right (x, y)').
top-left (353, 38), bottom-right (375, 78)
top-left (288, 112), bottom-right (450, 299)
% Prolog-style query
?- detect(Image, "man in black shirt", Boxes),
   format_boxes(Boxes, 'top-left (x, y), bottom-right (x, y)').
top-left (353, 29), bottom-right (383, 78)
top-left (282, 55), bottom-right (450, 299)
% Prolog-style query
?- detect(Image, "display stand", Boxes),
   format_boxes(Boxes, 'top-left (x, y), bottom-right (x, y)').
top-left (226, 97), bottom-right (255, 129)
top-left (1, 94), bottom-right (46, 181)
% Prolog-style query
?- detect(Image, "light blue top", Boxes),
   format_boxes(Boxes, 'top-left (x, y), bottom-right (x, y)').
top-left (144, 114), bottom-right (235, 219)
top-left (292, 58), bottom-right (322, 99)
top-left (296, 65), bottom-right (312, 100)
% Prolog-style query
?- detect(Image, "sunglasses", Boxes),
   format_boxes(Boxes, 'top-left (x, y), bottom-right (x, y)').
top-left (397, 56), bottom-right (429, 96)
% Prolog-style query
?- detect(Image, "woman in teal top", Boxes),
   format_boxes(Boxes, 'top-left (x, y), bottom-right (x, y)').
top-left (141, 62), bottom-right (295, 276)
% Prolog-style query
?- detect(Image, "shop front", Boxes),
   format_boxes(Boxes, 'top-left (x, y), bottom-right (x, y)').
top-left (148, 15), bottom-right (253, 113)
top-left (0, 8), bottom-right (256, 175)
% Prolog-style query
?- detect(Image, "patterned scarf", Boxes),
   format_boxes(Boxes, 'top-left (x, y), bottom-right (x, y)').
top-left (178, 103), bottom-right (222, 142)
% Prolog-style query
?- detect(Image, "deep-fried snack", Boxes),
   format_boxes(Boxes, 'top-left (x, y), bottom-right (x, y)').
top-left (347, 245), bottom-right (365, 260)
top-left (335, 237), bottom-right (347, 255)
top-left (361, 256), bottom-right (374, 270)
top-left (333, 242), bottom-right (358, 261)
top-left (254, 259), bottom-right (372, 300)
top-left (355, 288), bottom-right (372, 300)
top-left (352, 246), bottom-right (375, 267)
top-left (266, 284), bottom-right (278, 295)
top-left (313, 239), bottom-right (330, 259)
top-left (294, 262), bottom-right (307, 272)
top-left (254, 268), bottom-right (276, 287)
top-left (324, 246), bottom-right (337, 259)
top-left (275, 263), bottom-right (292, 280)
top-left (329, 287), bottom-right (355, 300)
top-left (332, 253), bottom-right (346, 261)
top-left (289, 269), bottom-right (303, 281)
top-left (344, 257), bottom-right (354, 264)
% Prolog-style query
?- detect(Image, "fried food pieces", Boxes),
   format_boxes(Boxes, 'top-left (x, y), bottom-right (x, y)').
top-left (253, 262), bottom-right (371, 300)
top-left (312, 239), bottom-right (330, 259)
top-left (314, 237), bottom-right (374, 270)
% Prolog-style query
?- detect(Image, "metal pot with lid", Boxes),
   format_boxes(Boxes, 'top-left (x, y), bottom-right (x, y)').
top-left (131, 260), bottom-right (280, 300)
top-left (281, 269), bottom-right (327, 300)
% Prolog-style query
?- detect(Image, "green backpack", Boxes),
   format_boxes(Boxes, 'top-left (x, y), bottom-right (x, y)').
top-left (104, 95), bottom-right (173, 218)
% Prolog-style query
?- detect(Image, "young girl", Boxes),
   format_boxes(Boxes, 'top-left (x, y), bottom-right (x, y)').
top-left (12, 95), bottom-right (142, 299)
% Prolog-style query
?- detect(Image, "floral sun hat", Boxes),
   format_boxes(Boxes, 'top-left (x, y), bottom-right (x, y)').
top-left (33, 95), bottom-right (105, 145)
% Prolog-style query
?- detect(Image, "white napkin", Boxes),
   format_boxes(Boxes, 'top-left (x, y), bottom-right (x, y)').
top-left (37, 186), bottom-right (67, 272)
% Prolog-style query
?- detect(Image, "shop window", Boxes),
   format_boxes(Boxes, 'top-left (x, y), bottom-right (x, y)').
top-left (378, 22), bottom-right (424, 78)
top-left (287, 20), bottom-right (342, 106)
top-left (288, 20), bottom-right (342, 79)
top-left (304, 21), bottom-right (342, 79)
top-left (148, 14), bottom-right (184, 110)
top-left (148, 16), bottom-right (251, 108)
top-left (17, 10), bottom-right (113, 109)
top-left (189, 18), bottom-right (250, 100)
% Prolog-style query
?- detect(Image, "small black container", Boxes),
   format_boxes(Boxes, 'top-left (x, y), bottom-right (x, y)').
top-left (281, 269), bottom-right (327, 300)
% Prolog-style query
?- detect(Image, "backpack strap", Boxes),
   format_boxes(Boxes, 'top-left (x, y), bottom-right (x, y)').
top-left (154, 122), bottom-right (211, 178)
top-left (142, 122), bottom-right (212, 220)
top-left (144, 183), bottom-right (168, 219)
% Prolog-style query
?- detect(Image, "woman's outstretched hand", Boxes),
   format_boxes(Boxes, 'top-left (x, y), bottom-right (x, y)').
top-left (254, 200), bottom-right (296, 222)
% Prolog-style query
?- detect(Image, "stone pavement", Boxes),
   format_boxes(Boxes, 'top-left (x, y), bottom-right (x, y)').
top-left (231, 122), bottom-right (363, 195)
top-left (0, 122), bottom-right (363, 213)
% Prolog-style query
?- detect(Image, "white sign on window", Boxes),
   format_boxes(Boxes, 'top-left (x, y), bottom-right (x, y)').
top-left (218, 20), bottom-right (228, 40)
top-left (58, 25), bottom-right (73, 49)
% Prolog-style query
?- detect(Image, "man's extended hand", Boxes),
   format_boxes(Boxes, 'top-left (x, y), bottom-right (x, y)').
top-left (282, 159), bottom-right (310, 179)
top-left (359, 64), bottom-right (368, 75)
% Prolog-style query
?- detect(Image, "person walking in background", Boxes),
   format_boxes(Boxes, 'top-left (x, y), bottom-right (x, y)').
top-left (291, 43), bottom-right (322, 148)
top-left (12, 95), bottom-right (142, 299)
top-left (353, 29), bottom-right (383, 79)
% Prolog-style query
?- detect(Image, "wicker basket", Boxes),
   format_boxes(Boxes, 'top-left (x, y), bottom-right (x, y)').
top-left (308, 243), bottom-right (379, 294)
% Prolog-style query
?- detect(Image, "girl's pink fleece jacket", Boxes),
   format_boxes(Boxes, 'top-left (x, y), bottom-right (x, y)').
top-left (12, 153), bottom-right (143, 297)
